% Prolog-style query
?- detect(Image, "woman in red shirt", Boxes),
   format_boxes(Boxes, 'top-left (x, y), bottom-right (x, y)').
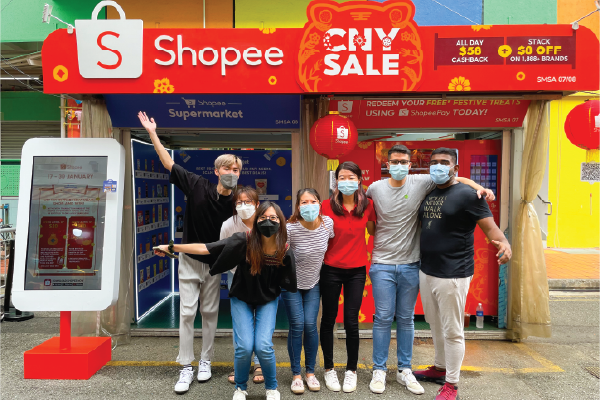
top-left (320, 161), bottom-right (376, 393)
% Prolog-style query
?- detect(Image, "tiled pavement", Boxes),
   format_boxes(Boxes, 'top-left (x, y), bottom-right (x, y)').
top-left (545, 248), bottom-right (600, 279)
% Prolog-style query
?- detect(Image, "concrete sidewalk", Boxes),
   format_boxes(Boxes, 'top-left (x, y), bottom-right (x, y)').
top-left (546, 248), bottom-right (600, 289)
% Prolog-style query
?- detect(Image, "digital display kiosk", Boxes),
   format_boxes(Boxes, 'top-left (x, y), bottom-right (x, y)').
top-left (13, 138), bottom-right (125, 312)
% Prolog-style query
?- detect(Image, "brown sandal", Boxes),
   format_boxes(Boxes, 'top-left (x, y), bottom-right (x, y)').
top-left (252, 366), bottom-right (264, 384)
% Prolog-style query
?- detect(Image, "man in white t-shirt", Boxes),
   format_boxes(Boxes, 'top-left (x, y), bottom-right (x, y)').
top-left (366, 145), bottom-right (494, 395)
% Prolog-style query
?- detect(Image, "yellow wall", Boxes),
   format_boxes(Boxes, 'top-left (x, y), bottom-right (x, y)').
top-left (557, 0), bottom-right (600, 38)
top-left (107, 0), bottom-right (233, 28)
top-left (548, 94), bottom-right (600, 248)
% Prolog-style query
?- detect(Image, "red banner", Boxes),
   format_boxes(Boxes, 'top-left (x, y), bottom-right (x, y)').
top-left (38, 217), bottom-right (68, 269)
top-left (66, 216), bottom-right (96, 270)
top-left (329, 98), bottom-right (531, 129)
top-left (41, 0), bottom-right (599, 95)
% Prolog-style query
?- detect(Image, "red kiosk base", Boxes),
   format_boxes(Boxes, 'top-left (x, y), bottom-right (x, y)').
top-left (24, 311), bottom-right (111, 380)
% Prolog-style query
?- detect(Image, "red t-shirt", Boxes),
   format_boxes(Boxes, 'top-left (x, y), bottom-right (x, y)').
top-left (322, 198), bottom-right (376, 269)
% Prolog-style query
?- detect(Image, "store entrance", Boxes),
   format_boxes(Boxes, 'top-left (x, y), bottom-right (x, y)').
top-left (337, 130), bottom-right (507, 334)
top-left (130, 129), bottom-right (295, 333)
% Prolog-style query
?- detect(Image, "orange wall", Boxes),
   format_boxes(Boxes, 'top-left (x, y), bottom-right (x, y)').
top-left (107, 0), bottom-right (232, 28)
top-left (557, 0), bottom-right (600, 38)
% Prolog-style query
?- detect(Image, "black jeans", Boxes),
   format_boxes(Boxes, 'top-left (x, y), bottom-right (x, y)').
top-left (319, 264), bottom-right (366, 371)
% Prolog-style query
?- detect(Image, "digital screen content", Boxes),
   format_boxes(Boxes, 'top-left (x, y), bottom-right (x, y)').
top-left (24, 156), bottom-right (108, 290)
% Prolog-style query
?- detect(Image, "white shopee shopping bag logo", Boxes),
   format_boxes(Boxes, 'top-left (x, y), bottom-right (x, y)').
top-left (337, 126), bottom-right (349, 139)
top-left (338, 100), bottom-right (353, 113)
top-left (75, 1), bottom-right (143, 78)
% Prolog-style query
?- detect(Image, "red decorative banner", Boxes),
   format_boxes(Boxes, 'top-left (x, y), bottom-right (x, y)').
top-left (38, 217), bottom-right (68, 269)
top-left (329, 98), bottom-right (531, 129)
top-left (41, 1), bottom-right (599, 95)
top-left (66, 216), bottom-right (96, 270)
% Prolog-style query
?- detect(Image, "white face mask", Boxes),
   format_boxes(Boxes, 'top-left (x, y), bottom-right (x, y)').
top-left (236, 203), bottom-right (256, 220)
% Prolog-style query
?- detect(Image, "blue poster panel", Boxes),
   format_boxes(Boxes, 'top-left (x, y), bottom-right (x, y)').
top-left (106, 94), bottom-right (300, 130)
top-left (172, 149), bottom-right (292, 294)
top-left (132, 140), bottom-right (173, 320)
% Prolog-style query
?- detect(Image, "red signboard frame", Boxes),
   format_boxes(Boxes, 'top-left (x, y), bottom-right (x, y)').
top-left (41, 0), bottom-right (599, 95)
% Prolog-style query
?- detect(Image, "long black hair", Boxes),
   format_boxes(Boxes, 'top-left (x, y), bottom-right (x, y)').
top-left (246, 201), bottom-right (287, 275)
top-left (329, 161), bottom-right (369, 217)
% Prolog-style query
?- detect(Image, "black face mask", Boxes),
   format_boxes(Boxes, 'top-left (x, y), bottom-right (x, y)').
top-left (257, 220), bottom-right (279, 238)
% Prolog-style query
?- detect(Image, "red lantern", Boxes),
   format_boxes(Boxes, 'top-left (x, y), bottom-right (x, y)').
top-left (564, 100), bottom-right (600, 151)
top-left (310, 111), bottom-right (358, 170)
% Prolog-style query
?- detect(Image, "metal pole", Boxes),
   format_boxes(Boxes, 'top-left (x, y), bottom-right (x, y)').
top-left (2, 239), bottom-right (15, 313)
top-left (60, 311), bottom-right (71, 351)
top-left (60, 95), bottom-right (66, 138)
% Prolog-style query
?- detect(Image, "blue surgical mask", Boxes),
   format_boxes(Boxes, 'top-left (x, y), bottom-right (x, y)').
top-left (338, 181), bottom-right (359, 195)
top-left (389, 164), bottom-right (409, 181)
top-left (300, 204), bottom-right (320, 222)
top-left (430, 164), bottom-right (452, 185)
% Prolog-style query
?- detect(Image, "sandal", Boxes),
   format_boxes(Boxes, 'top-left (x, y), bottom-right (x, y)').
top-left (228, 370), bottom-right (235, 384)
top-left (252, 366), bottom-right (265, 384)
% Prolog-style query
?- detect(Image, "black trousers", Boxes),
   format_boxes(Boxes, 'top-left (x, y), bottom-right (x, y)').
top-left (319, 264), bottom-right (366, 371)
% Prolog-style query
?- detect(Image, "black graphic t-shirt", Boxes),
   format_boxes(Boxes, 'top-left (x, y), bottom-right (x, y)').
top-left (170, 163), bottom-right (234, 264)
top-left (418, 182), bottom-right (493, 278)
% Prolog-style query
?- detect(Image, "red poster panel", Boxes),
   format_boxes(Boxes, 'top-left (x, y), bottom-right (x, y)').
top-left (38, 217), bottom-right (68, 269)
top-left (66, 216), bottom-right (96, 270)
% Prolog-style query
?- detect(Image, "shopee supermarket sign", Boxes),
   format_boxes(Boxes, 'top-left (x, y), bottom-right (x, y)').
top-left (42, 0), bottom-right (599, 94)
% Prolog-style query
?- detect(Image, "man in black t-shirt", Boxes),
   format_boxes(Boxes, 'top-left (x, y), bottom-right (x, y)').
top-left (414, 148), bottom-right (511, 400)
top-left (139, 112), bottom-right (241, 394)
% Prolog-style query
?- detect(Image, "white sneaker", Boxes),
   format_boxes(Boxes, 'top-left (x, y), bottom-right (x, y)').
top-left (397, 369), bottom-right (425, 395)
top-left (324, 369), bottom-right (341, 392)
top-left (197, 359), bottom-right (212, 382)
top-left (342, 370), bottom-right (357, 393)
top-left (369, 369), bottom-right (387, 394)
top-left (266, 389), bottom-right (281, 400)
top-left (291, 378), bottom-right (305, 394)
top-left (233, 387), bottom-right (248, 400)
top-left (174, 367), bottom-right (194, 394)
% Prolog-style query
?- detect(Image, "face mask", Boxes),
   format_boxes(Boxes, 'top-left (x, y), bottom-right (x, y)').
top-left (300, 204), bottom-right (320, 222)
top-left (219, 173), bottom-right (238, 190)
top-left (338, 181), bottom-right (359, 196)
top-left (257, 219), bottom-right (279, 238)
top-left (236, 203), bottom-right (255, 220)
top-left (389, 164), bottom-right (409, 181)
top-left (430, 164), bottom-right (453, 185)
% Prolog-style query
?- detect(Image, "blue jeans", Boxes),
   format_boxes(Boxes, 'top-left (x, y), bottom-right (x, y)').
top-left (228, 272), bottom-right (260, 366)
top-left (370, 262), bottom-right (420, 371)
top-left (230, 296), bottom-right (278, 390)
top-left (281, 284), bottom-right (320, 375)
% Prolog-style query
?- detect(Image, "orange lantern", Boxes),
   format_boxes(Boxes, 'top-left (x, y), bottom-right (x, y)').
top-left (310, 111), bottom-right (358, 170)
top-left (564, 100), bottom-right (600, 151)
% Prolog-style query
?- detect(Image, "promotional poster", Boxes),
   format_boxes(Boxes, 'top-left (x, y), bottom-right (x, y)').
top-left (24, 156), bottom-right (107, 291)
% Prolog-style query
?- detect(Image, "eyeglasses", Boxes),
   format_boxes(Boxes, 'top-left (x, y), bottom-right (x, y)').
top-left (429, 160), bottom-right (452, 166)
top-left (235, 200), bottom-right (254, 206)
top-left (388, 160), bottom-right (410, 166)
top-left (258, 215), bottom-right (280, 222)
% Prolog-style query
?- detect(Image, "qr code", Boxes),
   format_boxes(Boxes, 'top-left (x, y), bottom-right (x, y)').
top-left (581, 162), bottom-right (600, 183)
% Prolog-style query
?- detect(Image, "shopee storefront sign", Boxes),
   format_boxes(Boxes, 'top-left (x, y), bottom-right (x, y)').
top-left (42, 0), bottom-right (599, 94)
top-left (329, 98), bottom-right (531, 128)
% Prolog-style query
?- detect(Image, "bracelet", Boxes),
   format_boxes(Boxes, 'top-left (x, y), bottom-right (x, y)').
top-left (168, 240), bottom-right (174, 254)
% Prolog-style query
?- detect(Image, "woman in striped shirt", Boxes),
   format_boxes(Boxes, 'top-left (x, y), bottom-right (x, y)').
top-left (283, 188), bottom-right (334, 394)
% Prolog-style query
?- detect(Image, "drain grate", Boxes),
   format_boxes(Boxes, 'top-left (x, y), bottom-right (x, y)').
top-left (583, 366), bottom-right (600, 379)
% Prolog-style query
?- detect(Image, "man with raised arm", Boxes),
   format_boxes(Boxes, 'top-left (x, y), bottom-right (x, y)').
top-left (138, 112), bottom-right (243, 395)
